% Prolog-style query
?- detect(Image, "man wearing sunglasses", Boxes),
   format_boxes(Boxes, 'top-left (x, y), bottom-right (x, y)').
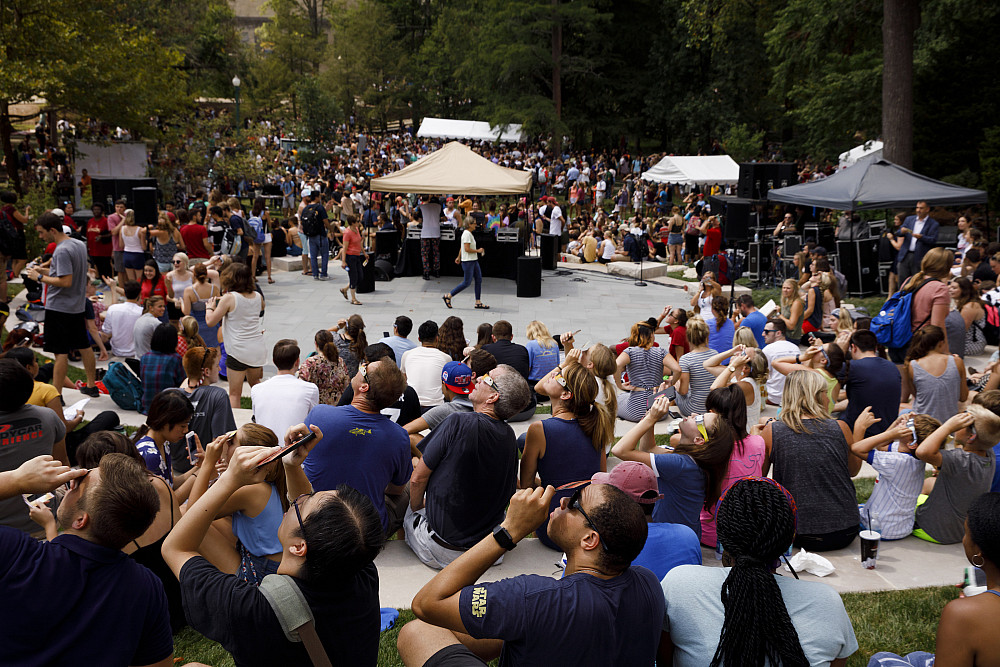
top-left (164, 424), bottom-right (386, 665)
top-left (405, 365), bottom-right (531, 569)
top-left (398, 482), bottom-right (663, 666)
top-left (0, 453), bottom-right (170, 666)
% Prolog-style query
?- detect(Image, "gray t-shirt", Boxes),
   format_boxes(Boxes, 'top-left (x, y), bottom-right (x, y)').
top-left (662, 565), bottom-right (857, 665)
top-left (47, 237), bottom-right (89, 313)
top-left (0, 404), bottom-right (66, 534)
top-left (132, 313), bottom-right (160, 359)
top-left (422, 398), bottom-right (473, 430)
top-left (914, 447), bottom-right (996, 544)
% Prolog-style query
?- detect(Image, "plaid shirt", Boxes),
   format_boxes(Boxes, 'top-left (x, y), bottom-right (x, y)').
top-left (140, 352), bottom-right (186, 414)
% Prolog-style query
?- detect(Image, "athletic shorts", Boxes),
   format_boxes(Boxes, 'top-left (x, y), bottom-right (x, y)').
top-left (43, 309), bottom-right (89, 354)
top-left (124, 251), bottom-right (146, 270)
top-left (424, 645), bottom-right (488, 667)
top-left (225, 354), bottom-right (259, 372)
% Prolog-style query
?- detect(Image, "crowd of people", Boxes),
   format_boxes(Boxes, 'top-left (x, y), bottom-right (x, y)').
top-left (0, 126), bottom-right (998, 665)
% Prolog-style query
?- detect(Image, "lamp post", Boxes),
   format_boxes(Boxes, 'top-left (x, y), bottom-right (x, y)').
top-left (232, 75), bottom-right (241, 129)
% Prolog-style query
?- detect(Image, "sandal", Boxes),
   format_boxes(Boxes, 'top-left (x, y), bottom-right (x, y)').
top-left (475, 303), bottom-right (490, 309)
top-left (350, 300), bottom-right (363, 306)
top-left (268, 278), bottom-right (275, 284)
top-left (340, 287), bottom-right (349, 301)
top-left (442, 294), bottom-right (452, 309)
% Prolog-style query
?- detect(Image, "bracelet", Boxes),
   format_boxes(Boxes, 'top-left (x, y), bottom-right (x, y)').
top-left (795, 354), bottom-right (800, 363)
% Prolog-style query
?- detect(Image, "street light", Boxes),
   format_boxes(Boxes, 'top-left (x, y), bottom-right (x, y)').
top-left (232, 75), bottom-right (241, 129)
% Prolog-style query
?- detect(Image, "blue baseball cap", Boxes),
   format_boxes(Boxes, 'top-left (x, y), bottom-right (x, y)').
top-left (442, 361), bottom-right (473, 395)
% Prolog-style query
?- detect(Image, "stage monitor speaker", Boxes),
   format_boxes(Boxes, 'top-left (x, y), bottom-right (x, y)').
top-left (131, 187), bottom-right (158, 227)
top-left (517, 255), bottom-right (542, 297)
top-left (373, 259), bottom-right (395, 281)
top-left (837, 239), bottom-right (881, 296)
top-left (747, 241), bottom-right (773, 279)
top-left (723, 202), bottom-right (751, 241)
top-left (375, 230), bottom-right (399, 264)
top-left (540, 234), bottom-right (560, 270)
top-left (783, 235), bottom-right (802, 257)
top-left (356, 258), bottom-right (376, 293)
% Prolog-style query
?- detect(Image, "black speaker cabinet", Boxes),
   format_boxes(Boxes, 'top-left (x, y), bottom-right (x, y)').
top-left (356, 258), bottom-right (376, 293)
top-left (540, 234), bottom-right (560, 270)
top-left (723, 201), bottom-right (751, 240)
top-left (373, 258), bottom-right (395, 281)
top-left (747, 241), bottom-right (773, 279)
top-left (517, 255), bottom-right (542, 297)
top-left (375, 230), bottom-right (399, 264)
top-left (837, 239), bottom-right (881, 296)
top-left (782, 235), bottom-right (802, 257)
top-left (131, 187), bottom-right (158, 227)
top-left (91, 177), bottom-right (158, 210)
top-left (738, 163), bottom-right (797, 199)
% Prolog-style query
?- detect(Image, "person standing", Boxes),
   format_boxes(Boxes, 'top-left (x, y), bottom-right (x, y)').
top-left (85, 203), bottom-right (114, 279)
top-left (442, 215), bottom-right (487, 310)
top-left (416, 195), bottom-right (443, 280)
top-left (299, 189), bottom-right (331, 281)
top-left (179, 208), bottom-right (212, 261)
top-left (896, 200), bottom-right (940, 286)
top-left (205, 263), bottom-right (267, 409)
top-left (107, 199), bottom-right (127, 281)
top-left (27, 213), bottom-right (99, 398)
top-left (338, 214), bottom-right (367, 305)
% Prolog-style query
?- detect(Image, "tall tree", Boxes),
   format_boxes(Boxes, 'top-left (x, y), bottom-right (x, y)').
top-left (882, 0), bottom-right (920, 168)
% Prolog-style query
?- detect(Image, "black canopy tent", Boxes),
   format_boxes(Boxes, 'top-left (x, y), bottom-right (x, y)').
top-left (766, 158), bottom-right (987, 210)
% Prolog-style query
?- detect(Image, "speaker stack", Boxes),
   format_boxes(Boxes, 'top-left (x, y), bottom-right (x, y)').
top-left (539, 234), bottom-right (560, 270)
top-left (90, 177), bottom-right (158, 212)
top-left (836, 239), bottom-right (881, 296)
top-left (747, 241), bottom-right (773, 280)
top-left (132, 187), bottom-right (159, 227)
top-left (737, 163), bottom-right (797, 200)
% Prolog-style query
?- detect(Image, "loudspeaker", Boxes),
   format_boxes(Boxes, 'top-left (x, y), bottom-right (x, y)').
top-left (356, 258), bottom-right (376, 293)
top-left (517, 255), bottom-right (542, 297)
top-left (132, 187), bottom-right (158, 227)
top-left (375, 230), bottom-right (399, 264)
top-left (802, 223), bottom-right (835, 251)
top-left (782, 235), bottom-right (802, 257)
top-left (91, 177), bottom-right (158, 209)
top-left (373, 259), bottom-right (395, 281)
top-left (540, 234), bottom-right (560, 270)
top-left (722, 201), bottom-right (751, 240)
top-left (738, 163), bottom-right (797, 199)
top-left (747, 241), bottom-right (773, 279)
top-left (837, 239), bottom-right (881, 296)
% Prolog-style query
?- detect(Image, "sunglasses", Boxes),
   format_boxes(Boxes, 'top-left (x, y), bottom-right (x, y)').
top-left (360, 361), bottom-right (369, 385)
top-left (173, 260), bottom-right (184, 264)
top-left (566, 483), bottom-right (609, 553)
top-left (763, 329), bottom-right (777, 334)
top-left (481, 373), bottom-right (501, 395)
top-left (692, 413), bottom-right (709, 439)
top-left (553, 369), bottom-right (567, 388)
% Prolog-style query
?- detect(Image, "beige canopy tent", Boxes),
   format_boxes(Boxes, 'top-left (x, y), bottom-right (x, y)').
top-left (369, 141), bottom-right (532, 195)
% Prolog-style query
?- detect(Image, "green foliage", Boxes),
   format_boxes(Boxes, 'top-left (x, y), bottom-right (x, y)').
top-left (298, 77), bottom-right (342, 144)
top-left (981, 127), bottom-right (1000, 212)
top-left (722, 125), bottom-right (766, 163)
top-left (843, 586), bottom-right (959, 665)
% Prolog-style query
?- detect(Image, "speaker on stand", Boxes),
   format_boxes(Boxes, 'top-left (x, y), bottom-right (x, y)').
top-left (131, 187), bottom-right (158, 227)
top-left (517, 255), bottom-right (542, 297)
top-left (836, 239), bottom-right (880, 296)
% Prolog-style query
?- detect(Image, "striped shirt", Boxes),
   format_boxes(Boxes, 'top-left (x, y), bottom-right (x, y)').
top-left (861, 446), bottom-right (925, 539)
top-left (676, 349), bottom-right (718, 416)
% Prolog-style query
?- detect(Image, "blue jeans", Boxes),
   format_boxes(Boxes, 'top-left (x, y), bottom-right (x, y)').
top-left (308, 235), bottom-right (329, 277)
top-left (451, 260), bottom-right (482, 300)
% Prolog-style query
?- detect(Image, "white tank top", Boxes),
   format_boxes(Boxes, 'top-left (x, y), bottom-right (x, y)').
top-left (221, 292), bottom-right (267, 367)
top-left (170, 272), bottom-right (193, 299)
top-left (122, 226), bottom-right (144, 253)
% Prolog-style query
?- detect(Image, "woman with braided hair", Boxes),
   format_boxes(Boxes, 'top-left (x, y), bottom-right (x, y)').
top-left (659, 477), bottom-right (858, 666)
top-left (520, 357), bottom-right (612, 550)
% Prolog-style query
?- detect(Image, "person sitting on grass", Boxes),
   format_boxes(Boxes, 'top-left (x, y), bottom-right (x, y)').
top-left (397, 484), bottom-right (664, 667)
top-left (850, 408), bottom-right (941, 540)
top-left (163, 424), bottom-right (386, 666)
top-left (912, 406), bottom-right (1000, 544)
top-left (868, 491), bottom-right (1000, 667)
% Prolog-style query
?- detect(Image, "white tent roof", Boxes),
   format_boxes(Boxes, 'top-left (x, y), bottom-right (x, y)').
top-left (838, 140), bottom-right (883, 169)
top-left (369, 141), bottom-right (532, 195)
top-left (640, 155), bottom-right (740, 186)
top-left (417, 117), bottom-right (525, 143)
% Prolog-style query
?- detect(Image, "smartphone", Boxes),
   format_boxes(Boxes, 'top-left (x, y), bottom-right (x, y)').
top-left (23, 492), bottom-right (53, 508)
top-left (255, 430), bottom-right (318, 470)
top-left (185, 431), bottom-right (198, 465)
top-left (647, 386), bottom-right (676, 409)
top-left (383, 331), bottom-right (390, 338)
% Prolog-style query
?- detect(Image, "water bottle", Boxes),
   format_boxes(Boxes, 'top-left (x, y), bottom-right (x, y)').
top-left (754, 230), bottom-right (759, 243)
top-left (715, 540), bottom-right (723, 560)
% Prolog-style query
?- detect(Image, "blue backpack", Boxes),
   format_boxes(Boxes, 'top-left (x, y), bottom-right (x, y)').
top-left (871, 278), bottom-right (935, 349)
top-left (102, 361), bottom-right (142, 411)
top-left (248, 216), bottom-right (266, 244)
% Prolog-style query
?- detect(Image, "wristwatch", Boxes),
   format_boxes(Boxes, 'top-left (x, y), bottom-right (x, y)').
top-left (492, 525), bottom-right (517, 551)
top-left (727, 365), bottom-right (737, 373)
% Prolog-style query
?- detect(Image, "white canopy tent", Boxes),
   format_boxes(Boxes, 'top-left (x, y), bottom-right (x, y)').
top-left (417, 117), bottom-right (525, 143)
top-left (640, 155), bottom-right (740, 186)
top-left (838, 140), bottom-right (884, 169)
top-left (369, 141), bottom-right (532, 195)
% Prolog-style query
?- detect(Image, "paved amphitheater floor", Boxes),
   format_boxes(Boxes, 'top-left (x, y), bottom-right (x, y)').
top-left (7, 262), bottom-right (980, 604)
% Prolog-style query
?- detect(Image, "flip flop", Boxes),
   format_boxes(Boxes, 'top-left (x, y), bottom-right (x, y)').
top-left (442, 294), bottom-right (452, 309)
top-left (475, 303), bottom-right (490, 309)
top-left (268, 278), bottom-right (275, 284)
top-left (340, 287), bottom-right (349, 301)
top-left (351, 300), bottom-right (363, 306)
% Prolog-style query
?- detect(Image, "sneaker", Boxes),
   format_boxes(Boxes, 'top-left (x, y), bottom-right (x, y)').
top-left (317, 275), bottom-right (330, 281)
top-left (79, 386), bottom-right (100, 397)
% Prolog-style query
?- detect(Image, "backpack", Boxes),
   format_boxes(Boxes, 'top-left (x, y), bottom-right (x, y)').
top-left (300, 204), bottom-right (325, 237)
top-left (259, 574), bottom-right (333, 667)
top-left (982, 302), bottom-right (1000, 346)
top-left (248, 216), bottom-right (266, 244)
top-left (871, 278), bottom-right (935, 349)
top-left (102, 361), bottom-right (142, 411)
top-left (0, 208), bottom-right (18, 256)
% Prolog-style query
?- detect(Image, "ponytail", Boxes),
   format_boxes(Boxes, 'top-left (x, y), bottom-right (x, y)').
top-left (563, 365), bottom-right (613, 452)
top-left (315, 330), bottom-right (340, 364)
top-left (585, 343), bottom-right (618, 417)
top-left (346, 314), bottom-right (367, 363)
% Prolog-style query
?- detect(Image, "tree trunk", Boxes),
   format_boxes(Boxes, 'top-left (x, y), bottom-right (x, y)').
top-left (0, 102), bottom-right (22, 196)
top-left (882, 0), bottom-right (919, 169)
top-left (551, 0), bottom-right (562, 154)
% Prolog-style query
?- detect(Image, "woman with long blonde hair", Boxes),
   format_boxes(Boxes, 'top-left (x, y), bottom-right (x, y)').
top-left (762, 370), bottom-right (861, 551)
top-left (777, 278), bottom-right (804, 343)
top-left (526, 320), bottom-right (561, 389)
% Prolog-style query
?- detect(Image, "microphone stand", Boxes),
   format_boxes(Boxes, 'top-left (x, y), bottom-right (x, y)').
top-left (634, 232), bottom-right (647, 287)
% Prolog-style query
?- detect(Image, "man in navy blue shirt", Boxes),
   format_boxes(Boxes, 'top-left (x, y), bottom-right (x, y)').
top-left (0, 453), bottom-right (171, 666)
top-left (397, 483), bottom-right (664, 666)
top-left (303, 356), bottom-right (411, 535)
top-left (735, 294), bottom-right (768, 347)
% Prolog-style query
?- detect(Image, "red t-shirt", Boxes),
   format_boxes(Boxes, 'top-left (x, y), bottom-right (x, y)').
top-left (180, 224), bottom-right (211, 258)
top-left (86, 216), bottom-right (112, 257)
top-left (703, 227), bottom-right (722, 257)
top-left (668, 325), bottom-right (690, 356)
top-left (141, 276), bottom-right (167, 302)
top-left (2, 204), bottom-right (22, 232)
top-left (344, 227), bottom-right (363, 256)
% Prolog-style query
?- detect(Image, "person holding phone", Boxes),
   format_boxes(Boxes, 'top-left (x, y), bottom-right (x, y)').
top-left (186, 424), bottom-right (289, 586)
top-left (338, 214), bottom-right (367, 306)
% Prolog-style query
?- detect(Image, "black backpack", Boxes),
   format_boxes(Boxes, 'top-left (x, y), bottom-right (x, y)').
top-left (300, 204), bottom-right (325, 237)
top-left (0, 209), bottom-right (19, 256)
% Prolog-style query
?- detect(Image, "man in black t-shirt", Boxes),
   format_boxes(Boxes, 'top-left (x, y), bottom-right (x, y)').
top-left (163, 426), bottom-right (384, 666)
top-left (482, 320), bottom-right (536, 420)
top-left (405, 364), bottom-right (531, 569)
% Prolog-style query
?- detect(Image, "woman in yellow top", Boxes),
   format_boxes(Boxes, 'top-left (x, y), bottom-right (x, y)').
top-left (443, 216), bottom-right (488, 309)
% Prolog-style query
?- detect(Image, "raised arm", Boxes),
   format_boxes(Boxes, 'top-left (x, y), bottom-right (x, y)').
top-left (610, 397), bottom-right (672, 464)
top-left (916, 412), bottom-right (973, 469)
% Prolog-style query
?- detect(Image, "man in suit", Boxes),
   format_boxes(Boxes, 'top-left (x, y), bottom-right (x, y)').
top-left (896, 201), bottom-right (939, 285)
